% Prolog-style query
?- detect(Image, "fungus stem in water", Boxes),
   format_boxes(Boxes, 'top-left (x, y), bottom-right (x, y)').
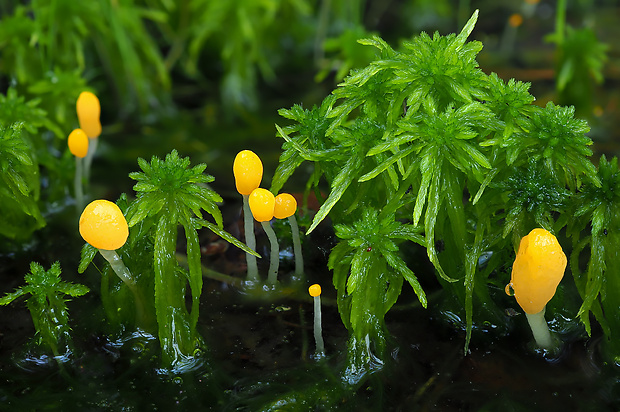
top-left (525, 307), bottom-right (554, 350)
top-left (243, 194), bottom-right (259, 282)
top-left (289, 215), bottom-right (304, 276)
top-left (261, 221), bottom-right (280, 285)
top-left (74, 158), bottom-right (84, 209)
top-left (274, 193), bottom-right (304, 277)
top-left (309, 284), bottom-right (325, 358)
top-left (68, 128), bottom-right (89, 211)
top-left (84, 137), bottom-right (98, 182)
top-left (97, 249), bottom-right (136, 291)
top-left (249, 188), bottom-right (278, 284)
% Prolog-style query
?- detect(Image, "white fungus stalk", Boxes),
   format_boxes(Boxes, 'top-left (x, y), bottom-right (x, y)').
top-left (243, 195), bottom-right (259, 281)
top-left (309, 284), bottom-right (325, 358)
top-left (274, 193), bottom-right (304, 277)
top-left (261, 221), bottom-right (280, 285)
top-left (525, 307), bottom-right (553, 350)
top-left (98, 249), bottom-right (137, 290)
top-left (288, 215), bottom-right (304, 277)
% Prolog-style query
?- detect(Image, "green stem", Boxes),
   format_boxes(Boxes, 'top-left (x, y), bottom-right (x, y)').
top-left (313, 295), bottom-right (325, 358)
top-left (288, 215), bottom-right (304, 277)
top-left (261, 221), bottom-right (280, 285)
top-left (525, 307), bottom-right (554, 350)
top-left (243, 195), bottom-right (259, 282)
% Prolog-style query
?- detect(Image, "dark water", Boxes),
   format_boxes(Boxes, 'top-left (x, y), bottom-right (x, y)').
top-left (1, 209), bottom-right (619, 411)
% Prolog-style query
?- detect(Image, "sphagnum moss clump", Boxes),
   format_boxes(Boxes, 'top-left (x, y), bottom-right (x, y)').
top-left (271, 9), bottom-right (602, 374)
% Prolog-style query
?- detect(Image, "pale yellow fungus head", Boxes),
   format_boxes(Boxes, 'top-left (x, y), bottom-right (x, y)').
top-left (233, 150), bottom-right (263, 195)
top-left (274, 193), bottom-right (297, 219)
top-left (506, 228), bottom-right (567, 314)
top-left (309, 284), bottom-right (321, 297)
top-left (79, 200), bottom-right (129, 250)
top-left (248, 188), bottom-right (275, 222)
top-left (76, 91), bottom-right (102, 138)
top-left (68, 128), bottom-right (89, 158)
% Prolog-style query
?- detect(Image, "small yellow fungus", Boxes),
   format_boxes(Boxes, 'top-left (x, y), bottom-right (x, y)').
top-left (233, 150), bottom-right (263, 195)
top-left (79, 200), bottom-right (129, 251)
top-left (274, 193), bottom-right (297, 219)
top-left (249, 188), bottom-right (275, 222)
top-left (508, 228), bottom-right (567, 314)
top-left (68, 128), bottom-right (89, 158)
top-left (76, 91), bottom-right (102, 138)
top-left (309, 284), bottom-right (321, 297)
top-left (508, 13), bottom-right (523, 28)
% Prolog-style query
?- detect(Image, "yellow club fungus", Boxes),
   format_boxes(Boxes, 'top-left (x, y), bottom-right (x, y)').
top-left (79, 200), bottom-right (128, 251)
top-left (506, 228), bottom-right (567, 350)
top-left (249, 188), bottom-right (275, 222)
top-left (233, 150), bottom-right (263, 196)
top-left (308, 284), bottom-right (325, 358)
top-left (249, 188), bottom-right (280, 285)
top-left (79, 200), bottom-right (135, 289)
top-left (274, 193), bottom-right (304, 277)
top-left (233, 150), bottom-right (263, 283)
top-left (274, 193), bottom-right (297, 219)
top-left (76, 91), bottom-right (102, 138)
top-left (77, 91), bottom-right (102, 186)
top-left (68, 129), bottom-right (89, 158)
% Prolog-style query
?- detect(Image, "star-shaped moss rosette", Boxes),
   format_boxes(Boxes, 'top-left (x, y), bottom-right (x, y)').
top-left (501, 159), bottom-right (571, 243)
top-left (511, 102), bottom-right (599, 190)
top-left (0, 262), bottom-right (89, 359)
top-left (125, 150), bottom-right (257, 368)
top-left (328, 208), bottom-right (426, 380)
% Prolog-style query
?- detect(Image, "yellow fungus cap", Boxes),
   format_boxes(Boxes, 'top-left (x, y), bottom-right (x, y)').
top-left (233, 150), bottom-right (263, 195)
top-left (79, 200), bottom-right (129, 250)
top-left (508, 228), bottom-right (567, 314)
top-left (248, 188), bottom-right (275, 222)
top-left (76, 91), bottom-right (102, 138)
top-left (68, 128), bottom-right (89, 158)
top-left (309, 284), bottom-right (321, 297)
top-left (274, 193), bottom-right (297, 219)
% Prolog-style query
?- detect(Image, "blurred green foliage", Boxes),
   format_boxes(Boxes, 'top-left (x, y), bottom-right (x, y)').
top-left (0, 122), bottom-right (45, 240)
